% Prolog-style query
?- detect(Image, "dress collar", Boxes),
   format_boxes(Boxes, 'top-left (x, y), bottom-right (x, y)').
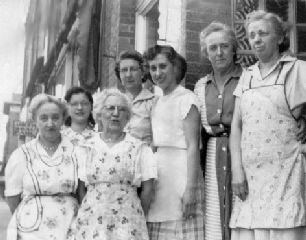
top-left (133, 88), bottom-right (155, 103)
top-left (206, 64), bottom-right (242, 84)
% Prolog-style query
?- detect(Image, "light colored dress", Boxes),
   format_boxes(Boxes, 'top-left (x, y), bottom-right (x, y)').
top-left (230, 55), bottom-right (306, 240)
top-left (73, 133), bottom-right (157, 240)
top-left (194, 64), bottom-right (242, 240)
top-left (147, 85), bottom-right (205, 240)
top-left (5, 136), bottom-right (79, 240)
top-left (61, 127), bottom-right (96, 146)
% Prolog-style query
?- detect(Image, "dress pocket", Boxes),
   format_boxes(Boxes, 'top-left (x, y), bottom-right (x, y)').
top-left (16, 196), bottom-right (43, 232)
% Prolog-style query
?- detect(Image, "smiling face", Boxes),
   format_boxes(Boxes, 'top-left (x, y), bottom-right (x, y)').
top-left (149, 53), bottom-right (177, 94)
top-left (205, 30), bottom-right (235, 72)
top-left (68, 93), bottom-right (92, 125)
top-left (119, 59), bottom-right (143, 92)
top-left (247, 19), bottom-right (282, 62)
top-left (100, 95), bottom-right (130, 133)
top-left (36, 102), bottom-right (64, 142)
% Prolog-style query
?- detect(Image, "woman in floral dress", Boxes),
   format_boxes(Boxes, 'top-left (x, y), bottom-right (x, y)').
top-left (5, 94), bottom-right (79, 240)
top-left (62, 86), bottom-right (96, 145)
top-left (73, 88), bottom-right (157, 240)
top-left (230, 10), bottom-right (306, 240)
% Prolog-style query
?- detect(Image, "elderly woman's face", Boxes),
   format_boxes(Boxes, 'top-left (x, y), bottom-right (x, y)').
top-left (35, 102), bottom-right (64, 141)
top-left (100, 95), bottom-right (129, 132)
top-left (247, 20), bottom-right (281, 61)
top-left (119, 59), bottom-right (143, 92)
top-left (205, 31), bottom-right (235, 72)
top-left (149, 53), bottom-right (177, 91)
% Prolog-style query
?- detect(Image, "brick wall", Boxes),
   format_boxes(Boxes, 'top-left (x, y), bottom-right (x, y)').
top-left (118, 0), bottom-right (136, 53)
top-left (185, 0), bottom-right (231, 90)
top-left (100, 0), bottom-right (136, 89)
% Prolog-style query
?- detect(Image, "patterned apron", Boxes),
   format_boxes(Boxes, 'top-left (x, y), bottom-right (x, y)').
top-left (230, 63), bottom-right (306, 228)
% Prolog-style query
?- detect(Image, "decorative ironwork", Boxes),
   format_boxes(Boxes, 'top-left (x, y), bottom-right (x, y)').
top-left (234, 0), bottom-right (259, 21)
top-left (233, 0), bottom-right (259, 67)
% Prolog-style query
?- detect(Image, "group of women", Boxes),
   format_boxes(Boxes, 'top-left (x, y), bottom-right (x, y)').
top-left (4, 10), bottom-right (306, 240)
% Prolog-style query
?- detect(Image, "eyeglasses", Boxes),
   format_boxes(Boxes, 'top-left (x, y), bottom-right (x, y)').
top-left (119, 66), bottom-right (140, 74)
top-left (103, 105), bottom-right (128, 113)
top-left (69, 101), bottom-right (91, 108)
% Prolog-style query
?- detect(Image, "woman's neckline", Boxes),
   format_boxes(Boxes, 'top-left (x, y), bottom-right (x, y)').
top-left (99, 132), bottom-right (126, 148)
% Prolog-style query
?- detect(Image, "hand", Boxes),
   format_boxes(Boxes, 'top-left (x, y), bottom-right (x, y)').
top-left (232, 168), bottom-right (248, 201)
top-left (182, 186), bottom-right (197, 220)
top-left (296, 118), bottom-right (306, 144)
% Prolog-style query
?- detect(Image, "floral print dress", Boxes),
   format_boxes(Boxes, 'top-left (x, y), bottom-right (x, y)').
top-left (61, 127), bottom-right (96, 146)
top-left (5, 136), bottom-right (79, 240)
top-left (74, 133), bottom-right (157, 240)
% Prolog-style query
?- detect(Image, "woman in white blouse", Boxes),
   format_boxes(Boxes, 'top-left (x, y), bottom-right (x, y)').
top-left (146, 45), bottom-right (205, 240)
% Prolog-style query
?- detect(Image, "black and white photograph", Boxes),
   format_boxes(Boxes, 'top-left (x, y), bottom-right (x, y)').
top-left (0, 0), bottom-right (306, 240)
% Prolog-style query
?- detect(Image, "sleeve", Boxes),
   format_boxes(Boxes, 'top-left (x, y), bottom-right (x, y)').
top-left (74, 145), bottom-right (89, 185)
top-left (4, 148), bottom-right (27, 197)
top-left (193, 78), bottom-right (204, 109)
top-left (285, 60), bottom-right (306, 111)
top-left (233, 70), bottom-right (247, 98)
top-left (179, 92), bottom-right (200, 120)
top-left (133, 144), bottom-right (157, 187)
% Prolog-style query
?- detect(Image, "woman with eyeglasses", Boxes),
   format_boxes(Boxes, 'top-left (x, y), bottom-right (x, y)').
top-left (72, 88), bottom-right (157, 240)
top-left (115, 50), bottom-right (156, 145)
top-left (62, 86), bottom-right (96, 145)
top-left (230, 10), bottom-right (306, 240)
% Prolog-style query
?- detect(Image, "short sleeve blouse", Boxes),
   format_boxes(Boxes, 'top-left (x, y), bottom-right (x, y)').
top-left (152, 85), bottom-right (199, 148)
top-left (75, 134), bottom-right (157, 187)
top-left (4, 148), bottom-right (27, 196)
top-left (234, 55), bottom-right (306, 113)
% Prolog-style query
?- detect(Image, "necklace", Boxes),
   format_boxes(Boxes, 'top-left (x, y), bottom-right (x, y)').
top-left (39, 140), bottom-right (60, 152)
top-left (101, 132), bottom-right (125, 143)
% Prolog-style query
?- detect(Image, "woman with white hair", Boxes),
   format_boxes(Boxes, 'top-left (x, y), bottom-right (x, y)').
top-left (5, 94), bottom-right (79, 240)
top-left (73, 88), bottom-right (157, 240)
top-left (230, 10), bottom-right (306, 240)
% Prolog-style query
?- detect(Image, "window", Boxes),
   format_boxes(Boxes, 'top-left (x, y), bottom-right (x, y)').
top-left (233, 0), bottom-right (306, 66)
top-left (135, 0), bottom-right (159, 53)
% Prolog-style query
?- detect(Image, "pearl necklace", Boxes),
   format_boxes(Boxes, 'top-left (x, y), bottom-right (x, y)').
top-left (39, 140), bottom-right (60, 152)
top-left (101, 132), bottom-right (125, 143)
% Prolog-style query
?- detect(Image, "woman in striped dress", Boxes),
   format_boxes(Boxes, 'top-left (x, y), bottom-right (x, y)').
top-left (194, 22), bottom-right (242, 240)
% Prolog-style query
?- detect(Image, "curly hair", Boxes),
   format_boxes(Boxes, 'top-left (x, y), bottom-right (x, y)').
top-left (145, 45), bottom-right (186, 83)
top-left (114, 50), bottom-right (144, 81)
top-left (199, 21), bottom-right (238, 61)
top-left (245, 10), bottom-right (290, 53)
top-left (64, 86), bottom-right (95, 128)
top-left (93, 88), bottom-right (132, 124)
top-left (29, 94), bottom-right (67, 121)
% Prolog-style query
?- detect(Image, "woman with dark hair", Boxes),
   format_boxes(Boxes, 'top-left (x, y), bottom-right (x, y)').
top-left (63, 86), bottom-right (96, 145)
top-left (230, 10), bottom-right (306, 240)
top-left (115, 50), bottom-right (156, 145)
top-left (194, 21), bottom-right (242, 240)
top-left (146, 45), bottom-right (204, 239)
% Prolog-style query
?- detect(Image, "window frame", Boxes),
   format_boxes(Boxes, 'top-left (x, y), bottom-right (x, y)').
top-left (232, 0), bottom-right (306, 62)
